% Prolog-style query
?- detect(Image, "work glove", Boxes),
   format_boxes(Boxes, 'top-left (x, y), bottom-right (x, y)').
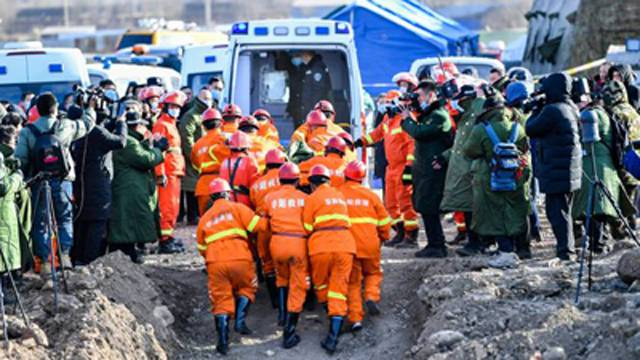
top-left (157, 174), bottom-right (167, 188)
top-left (432, 155), bottom-right (446, 171)
top-left (402, 165), bottom-right (413, 185)
top-left (354, 138), bottom-right (364, 148)
top-left (153, 136), bottom-right (170, 152)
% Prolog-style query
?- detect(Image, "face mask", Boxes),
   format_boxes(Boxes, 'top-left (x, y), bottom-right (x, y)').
top-left (291, 57), bottom-right (303, 67)
top-left (168, 108), bottom-right (180, 118)
top-left (200, 97), bottom-right (212, 108)
top-left (420, 101), bottom-right (429, 110)
top-left (377, 103), bottom-right (388, 113)
top-left (104, 89), bottom-right (118, 102)
top-left (399, 86), bottom-right (408, 93)
top-left (211, 90), bottom-right (222, 103)
top-left (150, 101), bottom-right (159, 111)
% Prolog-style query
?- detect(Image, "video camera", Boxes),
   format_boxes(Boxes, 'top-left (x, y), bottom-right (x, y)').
top-left (571, 77), bottom-right (591, 104)
top-left (437, 78), bottom-right (459, 100)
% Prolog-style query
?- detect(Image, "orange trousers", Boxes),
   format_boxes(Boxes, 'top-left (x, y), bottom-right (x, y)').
top-left (207, 259), bottom-right (257, 316)
top-left (384, 165), bottom-right (418, 231)
top-left (158, 175), bottom-right (181, 240)
top-left (257, 231), bottom-right (275, 275)
top-left (270, 235), bottom-right (309, 313)
top-left (310, 252), bottom-right (353, 317)
top-left (197, 195), bottom-right (211, 216)
top-left (347, 258), bottom-right (383, 323)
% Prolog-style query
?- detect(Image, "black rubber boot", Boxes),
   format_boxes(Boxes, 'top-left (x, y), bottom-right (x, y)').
top-left (282, 312), bottom-right (301, 349)
top-left (234, 296), bottom-right (252, 335)
top-left (277, 287), bottom-right (288, 326)
top-left (397, 229), bottom-right (419, 249)
top-left (385, 222), bottom-right (405, 247)
top-left (304, 288), bottom-right (317, 311)
top-left (265, 273), bottom-right (279, 309)
top-left (365, 300), bottom-right (381, 316)
top-left (321, 316), bottom-right (343, 355)
top-left (215, 315), bottom-right (230, 355)
top-left (158, 238), bottom-right (185, 254)
top-left (515, 233), bottom-right (532, 260)
top-left (415, 246), bottom-right (447, 258)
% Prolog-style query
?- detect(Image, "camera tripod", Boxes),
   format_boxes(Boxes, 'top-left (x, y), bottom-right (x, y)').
top-left (575, 142), bottom-right (640, 304)
top-left (0, 247), bottom-right (30, 348)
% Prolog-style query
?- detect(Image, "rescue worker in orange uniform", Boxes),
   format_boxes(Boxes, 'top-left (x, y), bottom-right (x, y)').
top-left (222, 104), bottom-right (242, 136)
top-left (302, 164), bottom-right (356, 355)
top-left (253, 108), bottom-right (280, 144)
top-left (338, 131), bottom-right (357, 163)
top-left (249, 148), bottom-right (287, 310)
top-left (220, 132), bottom-right (260, 207)
top-left (339, 161), bottom-right (391, 331)
top-left (263, 162), bottom-right (309, 349)
top-left (191, 108), bottom-right (230, 215)
top-left (354, 90), bottom-right (419, 247)
top-left (153, 90), bottom-right (187, 254)
top-left (196, 178), bottom-right (267, 355)
top-left (139, 86), bottom-right (164, 127)
top-left (239, 115), bottom-right (281, 171)
top-left (290, 101), bottom-right (344, 144)
top-left (392, 72), bottom-right (419, 94)
top-left (299, 136), bottom-right (348, 190)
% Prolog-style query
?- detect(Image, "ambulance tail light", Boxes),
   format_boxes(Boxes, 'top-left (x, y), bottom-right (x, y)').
top-left (48, 64), bottom-right (64, 73)
top-left (231, 22), bottom-right (249, 35)
top-left (335, 22), bottom-right (350, 34)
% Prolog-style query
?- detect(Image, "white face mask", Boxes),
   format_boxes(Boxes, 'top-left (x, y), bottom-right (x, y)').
top-left (399, 86), bottom-right (408, 93)
top-left (150, 101), bottom-right (159, 111)
top-left (168, 108), bottom-right (180, 118)
top-left (377, 103), bottom-right (388, 113)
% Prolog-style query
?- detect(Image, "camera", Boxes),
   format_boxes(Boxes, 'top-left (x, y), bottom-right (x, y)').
top-left (437, 78), bottom-right (459, 100)
top-left (521, 92), bottom-right (546, 113)
top-left (571, 77), bottom-right (591, 103)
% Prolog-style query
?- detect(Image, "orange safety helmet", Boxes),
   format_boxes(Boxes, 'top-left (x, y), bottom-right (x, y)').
top-left (385, 90), bottom-right (402, 101)
top-left (162, 90), bottom-right (187, 107)
top-left (265, 148), bottom-right (287, 165)
top-left (314, 100), bottom-right (335, 115)
top-left (238, 115), bottom-right (259, 130)
top-left (139, 86), bottom-right (164, 101)
top-left (28, 106), bottom-right (40, 123)
top-left (279, 162), bottom-right (300, 181)
top-left (208, 178), bottom-right (232, 195)
top-left (306, 110), bottom-right (328, 127)
top-left (344, 160), bottom-right (366, 182)
top-left (337, 132), bottom-right (354, 147)
top-left (392, 72), bottom-right (418, 88)
top-left (228, 131), bottom-right (251, 150)
top-left (202, 108), bottom-right (223, 123)
top-left (223, 104), bottom-right (242, 119)
top-left (252, 108), bottom-right (271, 120)
top-left (325, 136), bottom-right (347, 154)
top-left (309, 164), bottom-right (331, 179)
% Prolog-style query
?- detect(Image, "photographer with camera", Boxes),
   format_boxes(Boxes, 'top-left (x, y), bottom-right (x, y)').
top-left (526, 73), bottom-right (582, 261)
top-left (400, 80), bottom-right (454, 258)
top-left (14, 92), bottom-right (95, 276)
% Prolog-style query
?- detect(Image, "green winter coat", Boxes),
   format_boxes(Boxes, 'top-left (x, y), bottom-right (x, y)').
top-left (0, 164), bottom-right (23, 272)
top-left (401, 103), bottom-right (453, 215)
top-left (179, 99), bottom-right (209, 192)
top-left (109, 131), bottom-right (164, 245)
top-left (463, 107), bottom-right (531, 237)
top-left (441, 97), bottom-right (485, 212)
top-left (572, 106), bottom-right (634, 219)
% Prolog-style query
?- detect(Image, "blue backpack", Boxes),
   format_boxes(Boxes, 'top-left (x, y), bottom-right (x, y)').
top-left (483, 122), bottom-right (521, 192)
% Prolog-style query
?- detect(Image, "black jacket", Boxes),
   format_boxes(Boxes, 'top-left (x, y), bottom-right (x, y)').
top-left (72, 121), bottom-right (127, 220)
top-left (526, 73), bottom-right (582, 194)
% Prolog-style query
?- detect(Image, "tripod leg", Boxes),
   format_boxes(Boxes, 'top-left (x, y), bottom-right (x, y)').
top-left (0, 277), bottom-right (7, 348)
top-left (47, 189), bottom-right (69, 294)
top-left (575, 181), bottom-right (596, 304)
top-left (43, 182), bottom-right (59, 313)
top-left (598, 183), bottom-right (640, 246)
top-left (0, 248), bottom-right (30, 328)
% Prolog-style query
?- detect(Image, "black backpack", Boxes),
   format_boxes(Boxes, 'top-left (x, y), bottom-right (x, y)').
top-left (608, 115), bottom-right (630, 169)
top-left (27, 124), bottom-right (71, 179)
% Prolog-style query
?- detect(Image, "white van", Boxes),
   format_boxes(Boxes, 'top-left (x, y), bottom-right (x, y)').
top-left (181, 43), bottom-right (227, 92)
top-left (87, 62), bottom-right (181, 97)
top-left (222, 19), bottom-right (365, 144)
top-left (0, 45), bottom-right (90, 104)
top-left (410, 56), bottom-right (505, 81)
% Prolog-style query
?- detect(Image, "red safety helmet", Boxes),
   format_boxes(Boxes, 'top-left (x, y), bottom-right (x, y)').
top-left (344, 160), bottom-right (366, 182)
top-left (228, 131), bottom-right (251, 150)
top-left (238, 115), bottom-right (259, 131)
top-left (314, 100), bottom-right (335, 115)
top-left (325, 136), bottom-right (347, 154)
top-left (306, 110), bottom-right (328, 127)
top-left (28, 106), bottom-right (40, 123)
top-left (252, 108), bottom-right (271, 121)
top-left (279, 162), bottom-right (300, 181)
top-left (265, 148), bottom-right (287, 165)
top-left (202, 108), bottom-right (222, 123)
top-left (337, 132), bottom-right (354, 147)
top-left (309, 164), bottom-right (331, 179)
top-left (208, 178), bottom-right (232, 195)
top-left (139, 86), bottom-right (163, 101)
top-left (223, 104), bottom-right (242, 119)
top-left (392, 72), bottom-right (418, 88)
top-left (162, 90), bottom-right (187, 107)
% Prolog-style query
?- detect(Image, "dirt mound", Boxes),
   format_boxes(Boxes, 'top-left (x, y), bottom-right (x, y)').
top-left (0, 252), bottom-right (174, 360)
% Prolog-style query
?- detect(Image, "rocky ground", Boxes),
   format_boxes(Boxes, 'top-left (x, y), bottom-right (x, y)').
top-left (1, 216), bottom-right (640, 359)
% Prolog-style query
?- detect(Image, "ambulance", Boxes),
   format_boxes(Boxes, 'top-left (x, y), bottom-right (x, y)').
top-left (0, 43), bottom-right (90, 104)
top-left (222, 19), bottom-right (365, 144)
top-left (87, 61), bottom-right (181, 98)
top-left (181, 43), bottom-right (227, 92)
top-left (410, 56), bottom-right (505, 82)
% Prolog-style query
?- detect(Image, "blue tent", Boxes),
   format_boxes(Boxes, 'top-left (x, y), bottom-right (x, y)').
top-left (325, 0), bottom-right (478, 95)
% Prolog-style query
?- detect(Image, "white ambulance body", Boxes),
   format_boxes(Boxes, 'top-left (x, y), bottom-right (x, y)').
top-left (181, 43), bottom-right (227, 92)
top-left (0, 44), bottom-right (90, 104)
top-left (223, 19), bottom-right (365, 145)
top-left (87, 62), bottom-right (181, 98)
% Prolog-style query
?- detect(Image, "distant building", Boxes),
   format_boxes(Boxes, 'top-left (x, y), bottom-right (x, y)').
top-left (13, 7), bottom-right (64, 34)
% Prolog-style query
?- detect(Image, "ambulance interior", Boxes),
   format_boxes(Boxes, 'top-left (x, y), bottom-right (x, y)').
top-left (232, 48), bottom-right (352, 144)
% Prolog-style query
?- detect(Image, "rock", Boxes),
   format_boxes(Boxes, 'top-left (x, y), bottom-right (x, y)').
top-left (629, 280), bottom-right (640, 293)
top-left (428, 330), bottom-right (465, 348)
top-left (265, 349), bottom-right (275, 357)
top-left (153, 306), bottom-right (175, 327)
top-left (543, 346), bottom-right (566, 360)
top-left (617, 249), bottom-right (640, 285)
top-left (628, 332), bottom-right (640, 355)
top-left (613, 239), bottom-right (637, 252)
top-left (41, 293), bottom-right (83, 314)
top-left (20, 338), bottom-right (37, 349)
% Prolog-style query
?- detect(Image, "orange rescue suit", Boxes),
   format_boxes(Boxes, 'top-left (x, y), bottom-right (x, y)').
top-left (153, 113), bottom-right (185, 240)
top-left (303, 184), bottom-right (355, 317)
top-left (247, 133), bottom-right (281, 172)
top-left (290, 121), bottom-right (344, 144)
top-left (250, 168), bottom-right (281, 276)
top-left (258, 121), bottom-right (280, 144)
top-left (220, 153), bottom-right (260, 208)
top-left (299, 153), bottom-right (346, 187)
top-left (191, 128), bottom-right (230, 215)
top-left (264, 184), bottom-right (309, 313)
top-left (339, 181), bottom-right (391, 324)
top-left (196, 199), bottom-right (266, 316)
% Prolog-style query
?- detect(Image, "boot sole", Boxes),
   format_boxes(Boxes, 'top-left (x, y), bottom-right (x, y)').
top-left (283, 335), bottom-right (300, 349)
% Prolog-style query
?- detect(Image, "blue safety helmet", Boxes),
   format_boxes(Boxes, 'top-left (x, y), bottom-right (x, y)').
top-left (506, 81), bottom-right (530, 106)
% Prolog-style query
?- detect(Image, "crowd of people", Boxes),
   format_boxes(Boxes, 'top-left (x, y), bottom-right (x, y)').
top-left (0, 59), bottom-right (639, 355)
